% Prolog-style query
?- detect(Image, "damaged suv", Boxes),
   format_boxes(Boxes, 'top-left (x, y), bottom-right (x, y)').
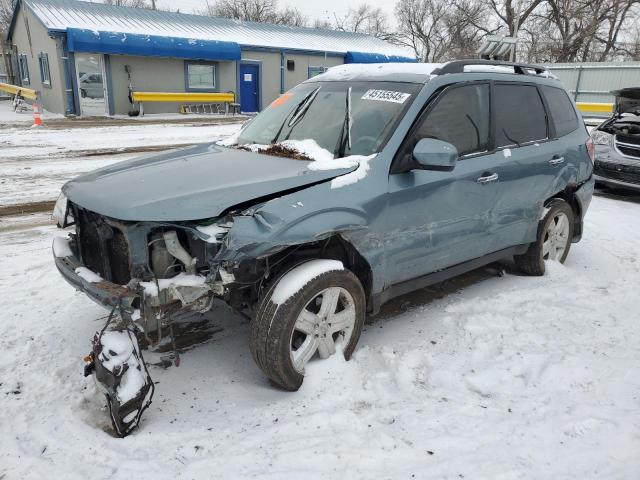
top-left (591, 88), bottom-right (640, 192)
top-left (52, 60), bottom-right (595, 436)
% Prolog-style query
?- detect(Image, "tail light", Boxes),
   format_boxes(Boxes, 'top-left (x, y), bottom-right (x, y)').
top-left (586, 137), bottom-right (595, 164)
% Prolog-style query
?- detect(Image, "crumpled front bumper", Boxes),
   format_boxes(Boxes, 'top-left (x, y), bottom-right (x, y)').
top-left (53, 241), bottom-right (137, 311)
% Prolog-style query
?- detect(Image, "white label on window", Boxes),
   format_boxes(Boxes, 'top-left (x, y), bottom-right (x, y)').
top-left (244, 73), bottom-right (252, 82)
top-left (361, 89), bottom-right (410, 103)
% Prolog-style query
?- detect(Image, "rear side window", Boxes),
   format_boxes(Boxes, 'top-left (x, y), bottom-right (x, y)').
top-left (412, 83), bottom-right (490, 156)
top-left (540, 86), bottom-right (579, 137)
top-left (495, 84), bottom-right (547, 147)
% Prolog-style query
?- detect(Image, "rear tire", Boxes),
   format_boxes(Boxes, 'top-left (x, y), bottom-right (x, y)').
top-left (514, 199), bottom-right (574, 276)
top-left (249, 261), bottom-right (366, 391)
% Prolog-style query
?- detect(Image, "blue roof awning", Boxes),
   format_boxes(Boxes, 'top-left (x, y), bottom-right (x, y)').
top-left (66, 28), bottom-right (241, 61)
top-left (345, 51), bottom-right (417, 64)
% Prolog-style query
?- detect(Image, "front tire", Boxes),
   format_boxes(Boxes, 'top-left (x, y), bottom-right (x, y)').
top-left (514, 199), bottom-right (574, 276)
top-left (250, 261), bottom-right (366, 391)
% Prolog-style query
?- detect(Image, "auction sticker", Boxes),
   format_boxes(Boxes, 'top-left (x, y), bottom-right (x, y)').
top-left (361, 89), bottom-right (411, 103)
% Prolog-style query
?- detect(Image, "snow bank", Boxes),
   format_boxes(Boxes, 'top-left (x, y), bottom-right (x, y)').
top-left (52, 236), bottom-right (73, 258)
top-left (140, 273), bottom-right (207, 297)
top-left (271, 259), bottom-right (344, 304)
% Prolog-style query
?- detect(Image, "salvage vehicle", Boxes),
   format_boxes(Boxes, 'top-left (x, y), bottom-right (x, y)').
top-left (52, 60), bottom-right (595, 436)
top-left (591, 88), bottom-right (640, 192)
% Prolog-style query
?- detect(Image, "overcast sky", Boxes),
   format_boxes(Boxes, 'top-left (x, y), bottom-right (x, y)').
top-left (155, 0), bottom-right (396, 25)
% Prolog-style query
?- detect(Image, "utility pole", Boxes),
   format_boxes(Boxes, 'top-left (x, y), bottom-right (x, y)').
top-left (510, 0), bottom-right (521, 62)
top-left (150, 0), bottom-right (156, 10)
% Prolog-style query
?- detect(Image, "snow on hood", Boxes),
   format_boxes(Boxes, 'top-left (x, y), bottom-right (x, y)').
top-left (217, 136), bottom-right (377, 189)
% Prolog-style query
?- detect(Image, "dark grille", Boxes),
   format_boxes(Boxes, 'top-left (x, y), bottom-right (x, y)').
top-left (77, 209), bottom-right (131, 284)
top-left (615, 136), bottom-right (640, 159)
top-left (617, 145), bottom-right (640, 158)
top-left (594, 160), bottom-right (640, 185)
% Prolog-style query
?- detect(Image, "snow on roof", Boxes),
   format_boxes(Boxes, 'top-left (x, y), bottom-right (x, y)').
top-left (311, 63), bottom-right (443, 83)
top-left (22, 0), bottom-right (414, 57)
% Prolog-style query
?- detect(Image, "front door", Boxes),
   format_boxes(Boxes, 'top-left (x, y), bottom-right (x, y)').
top-left (385, 82), bottom-right (501, 285)
top-left (75, 53), bottom-right (107, 116)
top-left (239, 63), bottom-right (259, 113)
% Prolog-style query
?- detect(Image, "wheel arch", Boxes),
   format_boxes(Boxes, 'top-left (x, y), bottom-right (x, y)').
top-left (545, 185), bottom-right (583, 241)
top-left (257, 234), bottom-right (374, 313)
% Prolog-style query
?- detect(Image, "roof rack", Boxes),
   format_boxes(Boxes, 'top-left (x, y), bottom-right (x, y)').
top-left (432, 60), bottom-right (550, 76)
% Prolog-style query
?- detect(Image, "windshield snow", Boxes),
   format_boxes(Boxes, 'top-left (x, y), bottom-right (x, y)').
top-left (232, 81), bottom-right (420, 160)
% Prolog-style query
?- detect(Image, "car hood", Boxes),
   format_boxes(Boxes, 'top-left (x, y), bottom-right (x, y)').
top-left (63, 143), bottom-right (356, 221)
top-left (612, 88), bottom-right (640, 114)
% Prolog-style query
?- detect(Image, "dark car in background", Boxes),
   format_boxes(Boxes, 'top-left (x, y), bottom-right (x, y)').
top-left (591, 88), bottom-right (640, 192)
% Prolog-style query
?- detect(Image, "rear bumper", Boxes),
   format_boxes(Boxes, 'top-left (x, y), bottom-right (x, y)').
top-left (53, 243), bottom-right (137, 311)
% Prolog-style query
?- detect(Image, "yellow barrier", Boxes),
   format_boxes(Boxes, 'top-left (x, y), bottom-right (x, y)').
top-left (131, 91), bottom-right (235, 103)
top-left (0, 82), bottom-right (38, 101)
top-left (576, 102), bottom-right (613, 114)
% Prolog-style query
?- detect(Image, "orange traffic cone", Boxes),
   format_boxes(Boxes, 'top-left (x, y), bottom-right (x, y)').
top-left (33, 102), bottom-right (43, 127)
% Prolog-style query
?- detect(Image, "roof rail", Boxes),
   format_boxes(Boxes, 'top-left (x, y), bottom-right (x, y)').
top-left (432, 59), bottom-right (550, 76)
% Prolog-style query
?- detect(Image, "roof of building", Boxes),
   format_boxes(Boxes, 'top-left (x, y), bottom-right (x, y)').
top-left (11, 0), bottom-right (414, 60)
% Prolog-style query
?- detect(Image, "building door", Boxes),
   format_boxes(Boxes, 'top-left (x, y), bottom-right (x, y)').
top-left (75, 53), bottom-right (108, 116)
top-left (239, 63), bottom-right (259, 113)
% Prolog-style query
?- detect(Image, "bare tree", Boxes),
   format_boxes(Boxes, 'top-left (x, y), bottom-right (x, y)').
top-left (333, 4), bottom-right (394, 40)
top-left (0, 0), bottom-right (14, 33)
top-left (204, 0), bottom-right (306, 27)
top-left (395, 0), bottom-right (488, 61)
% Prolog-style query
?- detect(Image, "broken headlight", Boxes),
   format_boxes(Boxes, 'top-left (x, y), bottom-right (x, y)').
top-left (52, 192), bottom-right (74, 228)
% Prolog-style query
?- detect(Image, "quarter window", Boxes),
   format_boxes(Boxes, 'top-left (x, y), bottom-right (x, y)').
top-left (495, 84), bottom-right (547, 147)
top-left (39, 53), bottom-right (51, 87)
top-left (186, 62), bottom-right (216, 90)
top-left (540, 85), bottom-right (579, 137)
top-left (412, 83), bottom-right (491, 157)
top-left (18, 54), bottom-right (30, 85)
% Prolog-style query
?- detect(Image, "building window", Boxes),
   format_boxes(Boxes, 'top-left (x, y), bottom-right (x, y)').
top-left (39, 53), bottom-right (51, 87)
top-left (308, 66), bottom-right (328, 79)
top-left (185, 62), bottom-right (216, 91)
top-left (18, 54), bottom-right (30, 85)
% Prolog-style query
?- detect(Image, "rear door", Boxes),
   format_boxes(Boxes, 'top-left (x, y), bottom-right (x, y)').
top-left (491, 82), bottom-right (567, 249)
top-left (385, 82), bottom-right (503, 285)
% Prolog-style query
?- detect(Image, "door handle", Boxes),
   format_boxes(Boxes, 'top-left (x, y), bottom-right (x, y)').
top-left (476, 173), bottom-right (499, 184)
top-left (549, 156), bottom-right (565, 166)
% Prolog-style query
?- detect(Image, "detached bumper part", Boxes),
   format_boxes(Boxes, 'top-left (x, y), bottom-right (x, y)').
top-left (90, 329), bottom-right (154, 437)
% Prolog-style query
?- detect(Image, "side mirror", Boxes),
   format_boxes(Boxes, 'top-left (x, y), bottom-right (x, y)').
top-left (412, 138), bottom-right (458, 171)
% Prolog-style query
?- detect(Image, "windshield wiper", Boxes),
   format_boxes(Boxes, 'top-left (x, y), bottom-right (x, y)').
top-left (271, 87), bottom-right (321, 144)
top-left (337, 87), bottom-right (352, 158)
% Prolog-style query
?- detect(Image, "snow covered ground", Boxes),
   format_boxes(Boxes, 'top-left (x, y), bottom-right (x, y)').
top-left (1, 192), bottom-right (639, 478)
top-left (0, 113), bottom-right (242, 207)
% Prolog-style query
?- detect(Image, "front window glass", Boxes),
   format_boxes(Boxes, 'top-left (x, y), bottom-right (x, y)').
top-left (413, 83), bottom-right (490, 156)
top-left (236, 81), bottom-right (420, 158)
top-left (187, 63), bottom-right (215, 90)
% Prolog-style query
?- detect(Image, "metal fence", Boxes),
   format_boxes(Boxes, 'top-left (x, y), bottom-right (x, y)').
top-left (545, 62), bottom-right (640, 104)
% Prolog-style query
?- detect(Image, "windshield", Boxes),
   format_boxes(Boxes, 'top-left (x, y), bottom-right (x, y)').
top-left (236, 81), bottom-right (420, 159)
